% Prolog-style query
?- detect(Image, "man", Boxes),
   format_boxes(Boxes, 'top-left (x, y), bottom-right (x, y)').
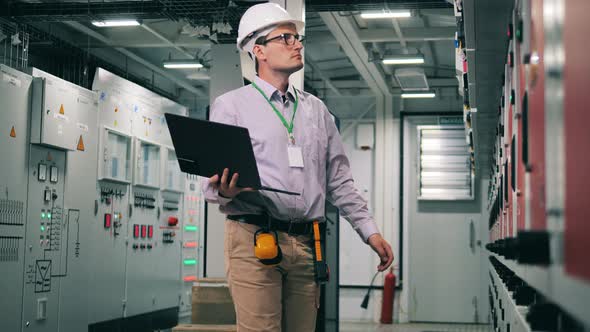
top-left (202, 3), bottom-right (394, 331)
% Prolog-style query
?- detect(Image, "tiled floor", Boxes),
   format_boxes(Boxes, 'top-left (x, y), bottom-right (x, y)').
top-left (340, 322), bottom-right (492, 332)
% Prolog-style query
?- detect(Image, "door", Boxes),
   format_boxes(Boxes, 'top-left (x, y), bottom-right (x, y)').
top-left (405, 117), bottom-right (484, 323)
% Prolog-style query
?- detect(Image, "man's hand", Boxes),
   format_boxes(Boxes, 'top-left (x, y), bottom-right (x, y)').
top-left (209, 168), bottom-right (255, 199)
top-left (367, 234), bottom-right (394, 272)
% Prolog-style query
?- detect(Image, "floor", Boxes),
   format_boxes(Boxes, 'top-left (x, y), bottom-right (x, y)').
top-left (339, 322), bottom-right (492, 332)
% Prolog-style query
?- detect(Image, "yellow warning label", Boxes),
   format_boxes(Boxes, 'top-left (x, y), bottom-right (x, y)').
top-left (77, 135), bottom-right (85, 151)
top-left (114, 120), bottom-right (118, 127)
top-left (59, 104), bottom-right (65, 115)
top-left (10, 126), bottom-right (16, 138)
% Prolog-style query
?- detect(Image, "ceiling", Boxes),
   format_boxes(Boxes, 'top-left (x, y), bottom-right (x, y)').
top-left (0, 0), bottom-right (512, 174)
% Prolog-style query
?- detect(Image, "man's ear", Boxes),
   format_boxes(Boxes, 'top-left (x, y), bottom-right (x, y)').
top-left (253, 44), bottom-right (266, 62)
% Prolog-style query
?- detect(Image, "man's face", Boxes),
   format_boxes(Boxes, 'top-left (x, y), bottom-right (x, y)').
top-left (255, 24), bottom-right (304, 74)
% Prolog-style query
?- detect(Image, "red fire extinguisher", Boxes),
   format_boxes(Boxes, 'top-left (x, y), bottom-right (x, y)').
top-left (380, 268), bottom-right (396, 324)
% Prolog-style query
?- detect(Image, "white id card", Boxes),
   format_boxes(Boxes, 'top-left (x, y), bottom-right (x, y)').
top-left (287, 146), bottom-right (304, 168)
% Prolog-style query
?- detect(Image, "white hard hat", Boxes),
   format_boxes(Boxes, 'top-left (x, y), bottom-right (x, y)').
top-left (237, 3), bottom-right (304, 54)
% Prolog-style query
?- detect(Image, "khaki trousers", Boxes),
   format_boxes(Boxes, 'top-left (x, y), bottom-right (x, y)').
top-left (224, 220), bottom-right (319, 332)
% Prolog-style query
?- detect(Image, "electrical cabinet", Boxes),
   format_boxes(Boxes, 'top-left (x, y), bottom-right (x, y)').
top-left (1, 65), bottom-right (197, 331)
top-left (93, 67), bottom-right (190, 324)
top-left (478, 0), bottom-right (590, 330)
top-left (0, 65), bottom-right (33, 332)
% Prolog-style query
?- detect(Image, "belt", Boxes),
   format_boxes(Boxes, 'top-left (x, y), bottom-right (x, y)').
top-left (227, 214), bottom-right (315, 236)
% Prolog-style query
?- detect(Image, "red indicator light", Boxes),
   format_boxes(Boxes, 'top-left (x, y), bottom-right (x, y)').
top-left (141, 225), bottom-right (147, 238)
top-left (168, 216), bottom-right (179, 226)
top-left (148, 225), bottom-right (153, 238)
top-left (184, 241), bottom-right (198, 248)
top-left (183, 276), bottom-right (197, 282)
top-left (133, 225), bottom-right (140, 238)
top-left (104, 214), bottom-right (112, 228)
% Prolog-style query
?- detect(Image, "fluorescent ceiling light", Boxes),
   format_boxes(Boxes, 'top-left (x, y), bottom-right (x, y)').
top-left (383, 57), bottom-right (424, 65)
top-left (92, 20), bottom-right (141, 27)
top-left (163, 61), bottom-right (203, 69)
top-left (186, 72), bottom-right (210, 80)
top-left (360, 11), bottom-right (412, 19)
top-left (401, 92), bottom-right (436, 99)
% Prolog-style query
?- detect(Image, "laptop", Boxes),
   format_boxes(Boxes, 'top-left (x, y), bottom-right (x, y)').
top-left (165, 113), bottom-right (299, 196)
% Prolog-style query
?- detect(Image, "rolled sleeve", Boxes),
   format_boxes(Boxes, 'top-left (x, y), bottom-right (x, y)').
top-left (322, 106), bottom-right (381, 243)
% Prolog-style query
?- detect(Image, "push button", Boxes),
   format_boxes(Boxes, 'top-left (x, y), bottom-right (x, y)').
top-left (104, 214), bottom-right (112, 228)
top-left (168, 216), bottom-right (179, 226)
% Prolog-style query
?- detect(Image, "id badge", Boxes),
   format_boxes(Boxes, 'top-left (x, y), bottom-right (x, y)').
top-left (287, 146), bottom-right (304, 168)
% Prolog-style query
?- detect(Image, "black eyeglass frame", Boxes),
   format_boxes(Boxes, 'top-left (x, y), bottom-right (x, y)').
top-left (256, 33), bottom-right (306, 46)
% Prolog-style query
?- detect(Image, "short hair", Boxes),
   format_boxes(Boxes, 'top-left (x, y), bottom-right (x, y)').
top-left (254, 35), bottom-right (266, 74)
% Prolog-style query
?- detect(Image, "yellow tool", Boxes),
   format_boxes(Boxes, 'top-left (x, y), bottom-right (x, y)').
top-left (254, 229), bottom-right (282, 266)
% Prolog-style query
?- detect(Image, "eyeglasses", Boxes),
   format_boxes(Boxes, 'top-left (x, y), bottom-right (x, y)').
top-left (258, 33), bottom-right (306, 46)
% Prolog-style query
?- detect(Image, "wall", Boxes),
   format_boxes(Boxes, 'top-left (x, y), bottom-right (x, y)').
top-left (337, 117), bottom-right (402, 323)
top-left (338, 121), bottom-right (377, 322)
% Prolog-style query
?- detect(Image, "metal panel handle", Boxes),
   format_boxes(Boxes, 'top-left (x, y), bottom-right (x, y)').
top-left (469, 219), bottom-right (475, 253)
top-left (522, 92), bottom-right (531, 170)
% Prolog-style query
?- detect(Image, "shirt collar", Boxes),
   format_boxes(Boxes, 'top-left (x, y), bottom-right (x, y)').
top-left (254, 76), bottom-right (297, 102)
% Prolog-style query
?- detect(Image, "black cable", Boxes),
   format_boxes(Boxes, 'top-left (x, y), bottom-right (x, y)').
top-left (360, 271), bottom-right (380, 309)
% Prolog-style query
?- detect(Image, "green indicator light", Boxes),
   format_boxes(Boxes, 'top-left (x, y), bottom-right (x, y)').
top-left (47, 213), bottom-right (52, 219)
top-left (184, 225), bottom-right (198, 232)
top-left (40, 226), bottom-right (45, 232)
top-left (183, 259), bottom-right (197, 266)
top-left (41, 213), bottom-right (46, 219)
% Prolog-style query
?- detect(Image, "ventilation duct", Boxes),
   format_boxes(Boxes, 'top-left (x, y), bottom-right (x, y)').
top-left (394, 67), bottom-right (429, 91)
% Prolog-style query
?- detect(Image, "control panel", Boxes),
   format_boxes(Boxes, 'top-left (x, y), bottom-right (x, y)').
top-left (22, 145), bottom-right (67, 332)
top-left (180, 174), bottom-right (204, 315)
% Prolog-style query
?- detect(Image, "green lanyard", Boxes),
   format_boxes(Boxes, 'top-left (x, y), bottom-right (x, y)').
top-left (251, 81), bottom-right (299, 144)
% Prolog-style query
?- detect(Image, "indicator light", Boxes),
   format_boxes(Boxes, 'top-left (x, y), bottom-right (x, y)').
top-left (183, 259), bottom-right (197, 266)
